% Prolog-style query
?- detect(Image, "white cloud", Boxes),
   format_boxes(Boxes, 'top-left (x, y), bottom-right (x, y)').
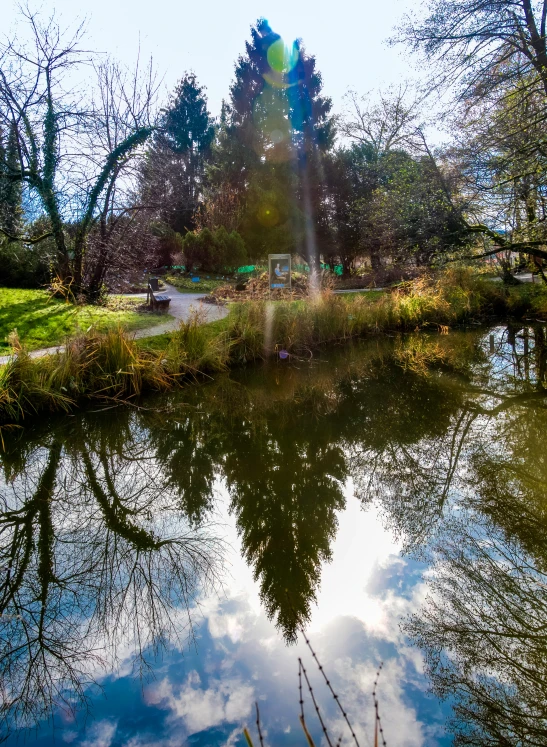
top-left (207, 606), bottom-right (251, 644)
top-left (224, 727), bottom-right (245, 747)
top-left (124, 736), bottom-right (183, 747)
top-left (79, 720), bottom-right (117, 747)
top-left (78, 489), bottom-right (441, 746)
top-left (146, 671), bottom-right (254, 735)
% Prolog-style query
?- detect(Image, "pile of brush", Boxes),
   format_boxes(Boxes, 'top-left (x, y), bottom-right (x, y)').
top-left (205, 271), bottom-right (334, 304)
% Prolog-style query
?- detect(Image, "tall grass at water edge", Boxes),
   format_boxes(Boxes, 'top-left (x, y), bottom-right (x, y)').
top-left (0, 269), bottom-right (541, 427)
top-left (226, 268), bottom-right (514, 361)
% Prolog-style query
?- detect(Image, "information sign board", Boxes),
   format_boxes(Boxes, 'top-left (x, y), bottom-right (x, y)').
top-left (268, 254), bottom-right (291, 290)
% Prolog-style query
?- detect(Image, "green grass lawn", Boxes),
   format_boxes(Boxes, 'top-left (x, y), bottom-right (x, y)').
top-left (136, 332), bottom-right (174, 353)
top-left (135, 315), bottom-right (231, 353)
top-left (0, 288), bottom-right (170, 352)
top-left (339, 289), bottom-right (385, 301)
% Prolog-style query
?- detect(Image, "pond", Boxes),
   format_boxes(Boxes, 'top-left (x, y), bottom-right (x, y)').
top-left (1, 325), bottom-right (546, 747)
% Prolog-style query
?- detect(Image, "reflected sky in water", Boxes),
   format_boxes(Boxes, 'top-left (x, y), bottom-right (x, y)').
top-left (12, 493), bottom-right (448, 747)
top-left (1, 325), bottom-right (546, 746)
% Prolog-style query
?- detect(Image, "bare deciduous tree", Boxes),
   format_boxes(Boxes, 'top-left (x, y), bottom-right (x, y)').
top-left (395, 0), bottom-right (547, 99)
top-left (0, 8), bottom-right (158, 300)
top-left (340, 83), bottom-right (425, 157)
top-left (0, 427), bottom-right (224, 740)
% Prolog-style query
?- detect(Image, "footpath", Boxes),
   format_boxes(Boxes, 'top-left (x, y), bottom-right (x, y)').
top-left (0, 283), bottom-right (228, 366)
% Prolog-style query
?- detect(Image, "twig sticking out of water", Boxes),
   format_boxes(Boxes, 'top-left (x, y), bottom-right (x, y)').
top-left (255, 702), bottom-right (265, 747)
top-left (299, 657), bottom-right (334, 747)
top-left (299, 656), bottom-right (305, 721)
top-left (299, 627), bottom-right (361, 747)
top-left (300, 714), bottom-right (317, 747)
top-left (373, 663), bottom-right (387, 747)
top-left (243, 702), bottom-right (266, 747)
top-left (299, 657), bottom-right (317, 745)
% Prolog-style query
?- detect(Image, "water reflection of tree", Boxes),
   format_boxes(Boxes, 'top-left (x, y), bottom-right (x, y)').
top-left (400, 377), bottom-right (547, 745)
top-left (480, 324), bottom-right (547, 393)
top-left (322, 329), bottom-right (547, 744)
top-left (350, 326), bottom-right (547, 550)
top-left (346, 365), bottom-right (471, 549)
top-left (152, 370), bottom-right (355, 643)
top-left (0, 427), bottom-right (224, 740)
top-left (142, 408), bottom-right (222, 525)
top-left (220, 400), bottom-right (347, 643)
top-left (1, 326), bottom-right (546, 739)
top-left (405, 510), bottom-right (547, 746)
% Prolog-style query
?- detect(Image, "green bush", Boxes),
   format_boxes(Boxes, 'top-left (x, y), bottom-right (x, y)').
top-left (0, 241), bottom-right (51, 288)
top-left (182, 228), bottom-right (247, 273)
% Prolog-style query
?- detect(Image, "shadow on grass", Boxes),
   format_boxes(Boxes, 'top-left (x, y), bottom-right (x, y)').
top-left (0, 297), bottom-right (78, 351)
top-left (0, 290), bottom-right (170, 352)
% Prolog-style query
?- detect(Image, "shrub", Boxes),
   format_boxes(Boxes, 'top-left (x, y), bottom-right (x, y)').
top-left (182, 228), bottom-right (247, 273)
top-left (0, 241), bottom-right (51, 288)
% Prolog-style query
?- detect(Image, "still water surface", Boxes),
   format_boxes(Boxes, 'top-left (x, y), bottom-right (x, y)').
top-left (1, 326), bottom-right (546, 746)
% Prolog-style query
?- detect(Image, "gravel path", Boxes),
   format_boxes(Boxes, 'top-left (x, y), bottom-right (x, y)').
top-left (128, 283), bottom-right (228, 336)
top-left (0, 284), bottom-right (228, 366)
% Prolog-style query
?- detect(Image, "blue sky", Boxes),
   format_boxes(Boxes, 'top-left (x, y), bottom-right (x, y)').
top-left (4, 0), bottom-right (422, 120)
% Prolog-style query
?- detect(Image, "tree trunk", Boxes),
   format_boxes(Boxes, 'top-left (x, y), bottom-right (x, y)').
top-left (370, 247), bottom-right (382, 271)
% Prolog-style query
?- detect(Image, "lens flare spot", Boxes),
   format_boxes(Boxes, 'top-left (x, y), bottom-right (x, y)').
top-left (258, 204), bottom-right (280, 227)
top-left (252, 87), bottom-right (293, 159)
top-left (267, 38), bottom-right (299, 74)
top-left (270, 128), bottom-right (285, 144)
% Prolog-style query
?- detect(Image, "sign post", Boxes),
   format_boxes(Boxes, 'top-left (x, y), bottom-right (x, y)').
top-left (268, 254), bottom-right (291, 290)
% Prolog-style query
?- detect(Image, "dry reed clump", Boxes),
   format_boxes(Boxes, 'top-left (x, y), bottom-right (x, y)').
top-left (0, 269), bottom-right (514, 426)
top-left (39, 327), bottom-right (177, 402)
top-left (0, 332), bottom-right (73, 421)
top-left (0, 317), bottom-right (229, 425)
top-left (225, 270), bottom-right (505, 359)
top-left (208, 270), bottom-right (335, 303)
top-left (163, 310), bottom-right (230, 375)
top-left (226, 293), bottom-right (384, 360)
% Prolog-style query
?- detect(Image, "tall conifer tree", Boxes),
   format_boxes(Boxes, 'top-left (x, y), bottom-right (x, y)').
top-left (208, 19), bottom-right (334, 264)
top-left (0, 123), bottom-right (24, 237)
top-left (141, 74), bottom-right (214, 238)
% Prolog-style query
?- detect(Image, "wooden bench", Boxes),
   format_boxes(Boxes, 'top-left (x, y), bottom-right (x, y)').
top-left (146, 283), bottom-right (171, 312)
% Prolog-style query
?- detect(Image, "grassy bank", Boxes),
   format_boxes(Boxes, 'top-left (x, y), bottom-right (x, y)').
top-left (1, 269), bottom-right (546, 429)
top-left (0, 288), bottom-right (169, 352)
top-left (164, 273), bottom-right (229, 293)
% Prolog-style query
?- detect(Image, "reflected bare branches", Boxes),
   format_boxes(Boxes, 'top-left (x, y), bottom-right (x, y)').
top-left (0, 427), bottom-right (224, 740)
top-left (405, 511), bottom-right (547, 746)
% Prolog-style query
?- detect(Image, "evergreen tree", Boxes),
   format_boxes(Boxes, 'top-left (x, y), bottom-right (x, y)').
top-left (0, 122), bottom-right (23, 237)
top-left (140, 74), bottom-right (215, 239)
top-left (207, 19), bottom-right (334, 265)
top-left (229, 19), bottom-right (333, 158)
